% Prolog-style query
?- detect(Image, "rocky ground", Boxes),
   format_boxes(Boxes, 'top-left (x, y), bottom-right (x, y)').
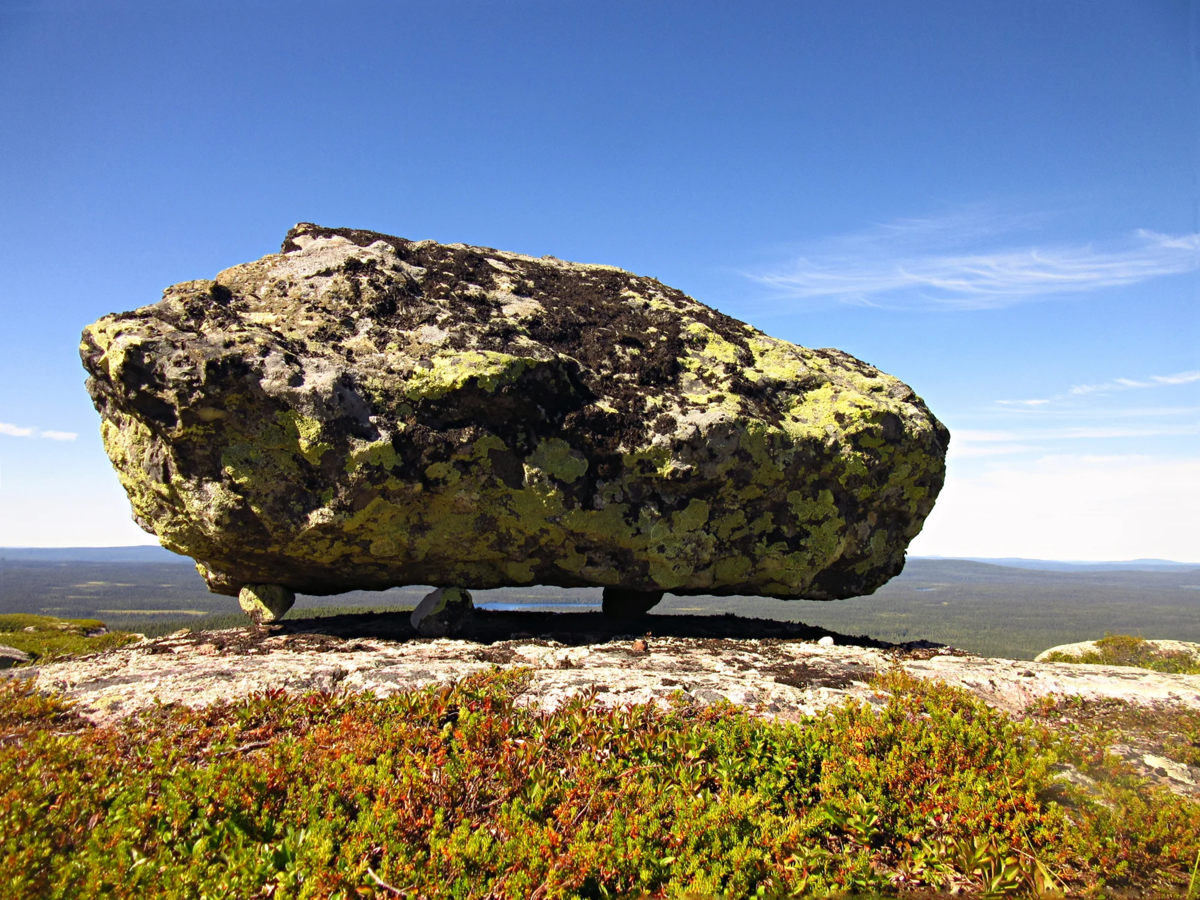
top-left (7, 610), bottom-right (1199, 801)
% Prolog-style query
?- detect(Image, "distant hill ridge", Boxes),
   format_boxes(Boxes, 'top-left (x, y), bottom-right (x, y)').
top-left (2, 547), bottom-right (1195, 573)
top-left (0, 546), bottom-right (192, 563)
top-left (915, 556), bottom-right (1199, 572)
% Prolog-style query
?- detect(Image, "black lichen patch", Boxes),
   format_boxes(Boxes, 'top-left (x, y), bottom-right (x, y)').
top-left (765, 661), bottom-right (859, 691)
top-left (278, 223), bottom-right (765, 459)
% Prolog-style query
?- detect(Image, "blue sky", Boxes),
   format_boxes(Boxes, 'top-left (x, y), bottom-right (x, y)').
top-left (0, 0), bottom-right (1196, 560)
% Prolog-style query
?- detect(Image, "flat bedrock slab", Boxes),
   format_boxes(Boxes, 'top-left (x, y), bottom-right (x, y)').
top-left (23, 632), bottom-right (1200, 727)
top-left (81, 224), bottom-right (948, 602)
top-left (1035, 639), bottom-right (1200, 663)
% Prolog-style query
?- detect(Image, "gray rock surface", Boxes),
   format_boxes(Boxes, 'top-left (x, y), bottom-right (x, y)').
top-left (81, 224), bottom-right (949, 604)
top-left (22, 631), bottom-right (1200, 724)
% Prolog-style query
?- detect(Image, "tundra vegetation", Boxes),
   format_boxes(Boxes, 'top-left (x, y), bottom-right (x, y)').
top-left (4, 665), bottom-right (1198, 899)
top-left (0, 614), bottom-right (137, 663)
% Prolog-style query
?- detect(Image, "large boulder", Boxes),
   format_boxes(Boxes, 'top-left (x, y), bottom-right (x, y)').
top-left (81, 224), bottom-right (949, 606)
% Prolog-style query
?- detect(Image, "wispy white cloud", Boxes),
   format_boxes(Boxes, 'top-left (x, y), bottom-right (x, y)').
top-left (1041, 424), bottom-right (1200, 440)
top-left (1151, 371), bottom-right (1200, 386)
top-left (0, 422), bottom-right (78, 441)
top-left (947, 422), bottom-right (1199, 458)
top-left (1071, 369), bottom-right (1200, 395)
top-left (995, 369), bottom-right (1200, 407)
top-left (752, 210), bottom-right (1200, 309)
top-left (953, 429), bottom-right (1020, 442)
top-left (990, 424), bottom-right (1195, 441)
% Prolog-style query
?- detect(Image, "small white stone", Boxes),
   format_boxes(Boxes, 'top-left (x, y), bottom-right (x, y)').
top-left (818, 636), bottom-right (835, 647)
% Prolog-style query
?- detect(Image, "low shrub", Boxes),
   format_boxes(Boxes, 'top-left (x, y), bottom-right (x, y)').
top-left (2, 670), bottom-right (1197, 898)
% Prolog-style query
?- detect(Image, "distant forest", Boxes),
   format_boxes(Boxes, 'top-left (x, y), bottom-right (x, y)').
top-left (1, 549), bottom-right (1197, 660)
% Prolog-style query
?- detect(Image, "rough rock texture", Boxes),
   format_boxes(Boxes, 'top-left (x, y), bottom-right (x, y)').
top-left (237, 583), bottom-right (296, 624)
top-left (18, 631), bottom-right (1199, 725)
top-left (81, 224), bottom-right (949, 601)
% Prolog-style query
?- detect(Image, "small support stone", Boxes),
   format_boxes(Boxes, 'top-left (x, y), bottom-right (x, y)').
top-left (602, 588), bottom-right (664, 618)
top-left (411, 586), bottom-right (474, 638)
top-left (238, 583), bottom-right (296, 624)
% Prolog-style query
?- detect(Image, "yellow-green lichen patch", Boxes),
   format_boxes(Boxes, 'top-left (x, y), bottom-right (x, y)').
top-left (402, 351), bottom-right (539, 400)
top-left (743, 335), bottom-right (814, 386)
top-left (779, 383), bottom-right (877, 445)
top-left (553, 544), bottom-right (588, 575)
top-left (345, 438), bottom-right (398, 474)
top-left (683, 320), bottom-right (743, 367)
top-left (276, 411), bottom-right (332, 465)
top-left (673, 499), bottom-right (710, 534)
top-left (526, 439), bottom-right (588, 484)
top-left (737, 424), bottom-right (789, 487)
top-left (100, 416), bottom-right (173, 507)
top-left (219, 421), bottom-right (306, 500)
top-left (714, 509), bottom-right (748, 542)
top-left (713, 555), bottom-right (752, 583)
top-left (786, 488), bottom-right (847, 570)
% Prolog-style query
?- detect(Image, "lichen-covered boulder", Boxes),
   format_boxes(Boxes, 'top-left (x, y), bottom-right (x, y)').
top-left (81, 223), bottom-right (949, 602)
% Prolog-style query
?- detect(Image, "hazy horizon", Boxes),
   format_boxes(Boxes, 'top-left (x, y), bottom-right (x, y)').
top-left (2, 544), bottom-right (1196, 568)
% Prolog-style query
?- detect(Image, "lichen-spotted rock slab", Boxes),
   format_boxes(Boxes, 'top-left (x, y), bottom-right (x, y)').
top-left (22, 632), bottom-right (1200, 726)
top-left (81, 224), bottom-right (949, 601)
top-left (1035, 639), bottom-right (1200, 664)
